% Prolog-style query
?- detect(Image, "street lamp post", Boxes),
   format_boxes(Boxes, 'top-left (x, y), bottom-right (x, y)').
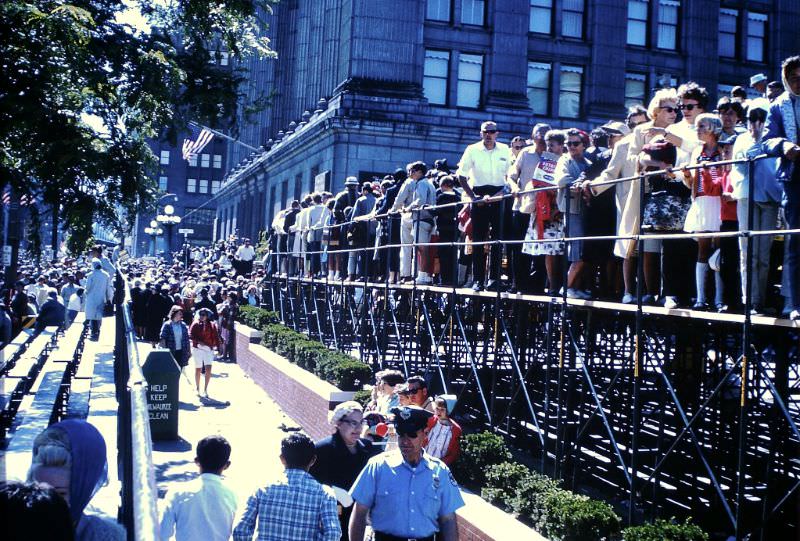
top-left (156, 204), bottom-right (181, 263)
top-left (143, 220), bottom-right (163, 256)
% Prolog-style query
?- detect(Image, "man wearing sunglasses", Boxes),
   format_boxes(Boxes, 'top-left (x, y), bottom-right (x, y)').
top-left (399, 375), bottom-right (435, 412)
top-left (349, 406), bottom-right (464, 541)
top-left (456, 120), bottom-right (512, 291)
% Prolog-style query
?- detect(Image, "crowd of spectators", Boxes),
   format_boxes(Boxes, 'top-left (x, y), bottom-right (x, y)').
top-left (263, 56), bottom-right (800, 318)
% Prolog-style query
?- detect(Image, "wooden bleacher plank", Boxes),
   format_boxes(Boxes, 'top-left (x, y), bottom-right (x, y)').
top-left (0, 328), bottom-right (35, 374)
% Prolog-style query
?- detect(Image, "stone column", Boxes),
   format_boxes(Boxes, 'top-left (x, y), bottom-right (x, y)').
top-left (334, 0), bottom-right (425, 98)
top-left (484, 0), bottom-right (531, 111)
top-left (585, 0), bottom-right (628, 118)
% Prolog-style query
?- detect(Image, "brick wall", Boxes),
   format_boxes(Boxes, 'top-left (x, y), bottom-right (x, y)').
top-left (234, 325), bottom-right (545, 541)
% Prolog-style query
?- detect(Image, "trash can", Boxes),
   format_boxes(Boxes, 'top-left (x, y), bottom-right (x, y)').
top-left (142, 349), bottom-right (181, 440)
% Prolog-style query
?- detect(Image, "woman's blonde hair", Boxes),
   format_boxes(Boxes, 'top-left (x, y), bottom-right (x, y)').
top-left (28, 426), bottom-right (71, 479)
top-left (647, 88), bottom-right (679, 120)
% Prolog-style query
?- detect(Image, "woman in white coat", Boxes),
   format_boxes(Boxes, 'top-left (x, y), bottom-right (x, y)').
top-left (84, 258), bottom-right (110, 340)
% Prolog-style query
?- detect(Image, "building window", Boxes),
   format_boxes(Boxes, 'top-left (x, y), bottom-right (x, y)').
top-left (625, 73), bottom-right (647, 108)
top-left (426, 0), bottom-right (450, 21)
top-left (527, 62), bottom-right (551, 115)
top-left (529, 0), bottom-right (552, 34)
top-left (199, 179), bottom-right (209, 194)
top-left (656, 0), bottom-right (679, 50)
top-left (160, 150), bottom-right (170, 165)
top-left (187, 178), bottom-right (197, 193)
top-left (457, 53), bottom-right (483, 109)
top-left (211, 180), bottom-right (221, 194)
top-left (718, 9), bottom-right (738, 58)
top-left (213, 154), bottom-right (222, 169)
top-left (746, 12), bottom-right (767, 63)
top-left (627, 0), bottom-right (648, 46)
top-left (461, 0), bottom-right (484, 26)
top-left (423, 49), bottom-right (450, 106)
top-left (184, 208), bottom-right (215, 226)
top-left (158, 176), bottom-right (168, 191)
top-left (562, 0), bottom-right (584, 39)
top-left (220, 51), bottom-right (229, 66)
top-left (558, 65), bottom-right (583, 119)
top-left (200, 153), bottom-right (210, 168)
top-left (188, 155), bottom-right (198, 167)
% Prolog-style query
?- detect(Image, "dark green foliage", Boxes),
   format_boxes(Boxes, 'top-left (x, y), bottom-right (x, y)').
top-left (1, 0), bottom-right (277, 250)
top-left (244, 307), bottom-right (372, 392)
top-left (622, 518), bottom-right (708, 541)
top-left (353, 389), bottom-right (373, 408)
top-left (451, 431), bottom-right (512, 486)
top-left (481, 461), bottom-right (533, 511)
top-left (237, 305), bottom-right (279, 330)
top-left (541, 490), bottom-right (621, 541)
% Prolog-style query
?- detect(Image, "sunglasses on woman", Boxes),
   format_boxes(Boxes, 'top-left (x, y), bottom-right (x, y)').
top-left (679, 103), bottom-right (700, 111)
top-left (661, 106), bottom-right (678, 114)
top-left (566, 141), bottom-right (583, 147)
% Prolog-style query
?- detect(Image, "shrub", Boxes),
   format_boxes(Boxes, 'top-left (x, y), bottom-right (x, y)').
top-left (451, 431), bottom-right (512, 486)
top-left (353, 389), bottom-right (373, 408)
top-left (259, 321), bottom-right (375, 393)
top-left (622, 518), bottom-right (708, 541)
top-left (325, 358), bottom-right (374, 391)
top-left (511, 469), bottom-right (561, 526)
top-left (481, 461), bottom-right (532, 511)
top-left (541, 490), bottom-right (622, 541)
top-left (237, 305), bottom-right (278, 329)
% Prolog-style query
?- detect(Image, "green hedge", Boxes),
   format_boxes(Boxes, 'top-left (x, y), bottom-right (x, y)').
top-left (237, 305), bottom-right (279, 330)
top-left (242, 307), bottom-right (373, 392)
top-left (451, 431), bottom-right (512, 486)
top-left (622, 518), bottom-right (708, 541)
top-left (465, 434), bottom-right (705, 541)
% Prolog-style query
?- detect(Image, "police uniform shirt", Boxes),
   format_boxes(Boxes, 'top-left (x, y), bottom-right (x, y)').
top-left (349, 450), bottom-right (465, 538)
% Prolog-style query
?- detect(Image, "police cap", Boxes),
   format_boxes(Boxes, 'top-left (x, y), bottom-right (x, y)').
top-left (391, 406), bottom-right (433, 435)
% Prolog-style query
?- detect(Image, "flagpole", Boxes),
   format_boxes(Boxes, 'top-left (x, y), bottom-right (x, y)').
top-left (188, 121), bottom-right (259, 152)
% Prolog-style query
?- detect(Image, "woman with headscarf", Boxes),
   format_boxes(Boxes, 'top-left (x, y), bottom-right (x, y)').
top-left (309, 401), bottom-right (377, 541)
top-left (28, 419), bottom-right (126, 541)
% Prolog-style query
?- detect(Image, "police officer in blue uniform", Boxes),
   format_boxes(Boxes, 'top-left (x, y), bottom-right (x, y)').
top-left (348, 406), bottom-right (465, 541)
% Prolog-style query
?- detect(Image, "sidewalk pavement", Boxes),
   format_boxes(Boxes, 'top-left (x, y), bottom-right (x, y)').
top-left (135, 342), bottom-right (306, 514)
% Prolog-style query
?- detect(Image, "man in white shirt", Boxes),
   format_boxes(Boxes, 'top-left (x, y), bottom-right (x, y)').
top-left (160, 435), bottom-right (237, 541)
top-left (457, 120), bottom-right (512, 291)
top-left (235, 239), bottom-right (256, 276)
top-left (391, 161), bottom-right (437, 284)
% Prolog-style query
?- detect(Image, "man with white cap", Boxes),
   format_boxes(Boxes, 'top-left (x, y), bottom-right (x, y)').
top-left (457, 120), bottom-right (512, 291)
top-left (333, 176), bottom-right (361, 280)
top-left (750, 73), bottom-right (768, 98)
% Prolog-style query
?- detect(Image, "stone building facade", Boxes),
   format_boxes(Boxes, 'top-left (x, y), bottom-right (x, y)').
top-left (215, 0), bottom-right (800, 243)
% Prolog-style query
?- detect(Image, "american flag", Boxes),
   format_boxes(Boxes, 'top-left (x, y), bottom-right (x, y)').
top-left (1, 187), bottom-right (10, 206)
top-left (19, 194), bottom-right (33, 206)
top-left (182, 124), bottom-right (214, 161)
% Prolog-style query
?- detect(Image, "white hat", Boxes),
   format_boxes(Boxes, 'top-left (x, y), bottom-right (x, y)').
top-left (344, 176), bottom-right (359, 186)
top-left (328, 400), bottom-right (363, 425)
top-left (750, 73), bottom-right (767, 87)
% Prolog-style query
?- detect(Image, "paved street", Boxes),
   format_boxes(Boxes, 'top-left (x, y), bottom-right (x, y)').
top-left (135, 342), bottom-right (303, 508)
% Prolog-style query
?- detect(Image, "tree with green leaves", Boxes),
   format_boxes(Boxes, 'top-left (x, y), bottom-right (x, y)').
top-left (0, 0), bottom-right (276, 255)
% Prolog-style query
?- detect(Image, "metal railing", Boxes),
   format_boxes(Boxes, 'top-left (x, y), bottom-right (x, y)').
top-left (114, 272), bottom-right (159, 541)
top-left (259, 152), bottom-right (800, 540)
